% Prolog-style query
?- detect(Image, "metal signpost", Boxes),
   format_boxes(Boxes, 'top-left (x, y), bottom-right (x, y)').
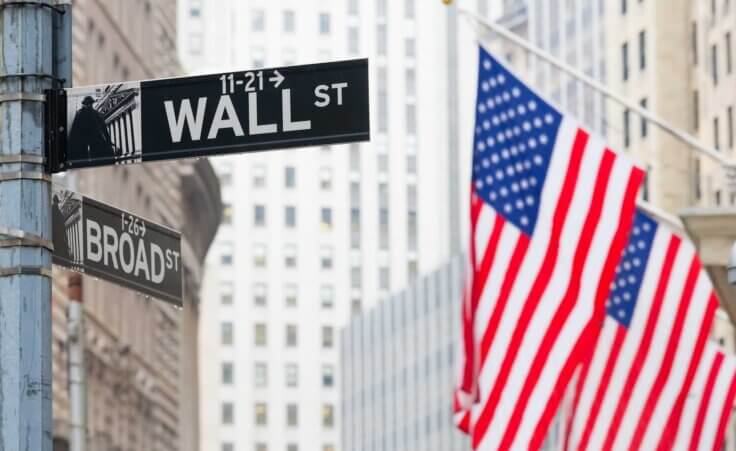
top-left (52, 186), bottom-right (184, 306)
top-left (46, 59), bottom-right (371, 172)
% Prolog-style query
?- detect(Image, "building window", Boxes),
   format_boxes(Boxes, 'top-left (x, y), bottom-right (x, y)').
top-left (406, 68), bottom-right (416, 97)
top-left (406, 38), bottom-right (416, 59)
top-left (351, 207), bottom-right (361, 249)
top-left (694, 90), bottom-right (700, 130)
top-left (284, 244), bottom-right (297, 268)
top-left (322, 404), bottom-right (334, 428)
top-left (642, 166), bottom-right (651, 202)
top-left (286, 363), bottom-right (298, 387)
top-left (320, 285), bottom-right (334, 309)
top-left (286, 324), bottom-right (298, 347)
top-left (348, 0), bottom-right (359, 15)
top-left (623, 109), bottom-right (631, 148)
top-left (253, 244), bottom-right (267, 268)
top-left (322, 326), bottom-right (334, 348)
top-left (222, 443), bottom-right (234, 451)
top-left (254, 205), bottom-right (266, 227)
top-left (351, 266), bottom-right (362, 289)
top-left (640, 98), bottom-right (648, 138)
top-left (727, 32), bottom-right (733, 74)
top-left (322, 364), bottom-right (334, 387)
top-left (253, 283), bottom-right (267, 306)
top-left (287, 445), bottom-right (298, 451)
top-left (287, 404), bottom-right (299, 427)
top-left (379, 267), bottom-right (390, 290)
top-left (638, 30), bottom-right (646, 70)
top-left (222, 362), bottom-right (234, 385)
top-left (713, 44), bottom-right (719, 85)
top-left (222, 402), bottom-right (234, 425)
top-left (319, 13), bottom-right (331, 35)
top-left (251, 9), bottom-right (265, 31)
top-left (221, 282), bottom-right (234, 305)
top-left (622, 42), bottom-right (629, 81)
top-left (351, 297), bottom-right (362, 314)
top-left (283, 10), bottom-right (295, 33)
top-left (377, 24), bottom-right (387, 56)
top-left (255, 444), bottom-right (267, 451)
top-left (255, 323), bottom-right (267, 346)
top-left (285, 166), bottom-right (296, 188)
top-left (621, 0), bottom-right (627, 14)
top-left (694, 157), bottom-right (702, 200)
top-left (715, 116), bottom-right (721, 150)
top-left (253, 165), bottom-right (266, 187)
top-left (405, 0), bottom-right (415, 18)
top-left (320, 167), bottom-right (333, 190)
top-left (255, 403), bottom-right (268, 426)
top-left (320, 207), bottom-right (333, 231)
top-left (728, 106), bottom-right (734, 149)
top-left (254, 362), bottom-right (267, 388)
top-left (285, 206), bottom-right (297, 228)
top-left (222, 203), bottom-right (233, 225)
top-left (348, 26), bottom-right (359, 54)
top-left (221, 322), bottom-right (233, 346)
top-left (350, 144), bottom-right (361, 171)
top-left (320, 246), bottom-right (333, 269)
top-left (221, 242), bottom-right (233, 265)
top-left (716, 190), bottom-right (722, 206)
top-left (284, 284), bottom-right (297, 307)
top-left (692, 22), bottom-right (699, 66)
top-left (406, 104), bottom-right (417, 135)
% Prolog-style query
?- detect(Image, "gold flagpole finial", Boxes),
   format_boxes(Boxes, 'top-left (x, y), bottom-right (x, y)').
top-left (442, 0), bottom-right (454, 4)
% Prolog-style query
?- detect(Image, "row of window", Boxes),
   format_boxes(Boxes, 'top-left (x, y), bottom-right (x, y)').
top-left (220, 402), bottom-right (335, 428)
top-left (224, 445), bottom-right (334, 451)
top-left (221, 361), bottom-right (334, 388)
top-left (247, 10), bottom-right (331, 35)
top-left (220, 243), bottom-right (334, 270)
top-left (220, 322), bottom-right (335, 349)
top-left (692, 24), bottom-right (733, 86)
top-left (249, 165), bottom-right (318, 189)
top-left (248, 284), bottom-right (336, 309)
top-left (253, 205), bottom-right (334, 230)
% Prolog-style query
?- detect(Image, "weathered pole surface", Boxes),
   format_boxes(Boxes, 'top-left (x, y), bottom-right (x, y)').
top-left (0, 3), bottom-right (55, 450)
top-left (67, 274), bottom-right (86, 451)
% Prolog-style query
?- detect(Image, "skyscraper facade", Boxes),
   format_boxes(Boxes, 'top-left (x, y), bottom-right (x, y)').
top-left (177, 1), bottom-right (492, 450)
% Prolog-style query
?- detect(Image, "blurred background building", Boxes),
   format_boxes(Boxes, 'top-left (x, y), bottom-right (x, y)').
top-left (340, 257), bottom-right (467, 451)
top-left (51, 1), bottom-right (222, 450)
top-left (176, 0), bottom-right (495, 450)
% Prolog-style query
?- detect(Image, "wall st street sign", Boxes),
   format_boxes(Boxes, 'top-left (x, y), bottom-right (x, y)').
top-left (52, 186), bottom-right (183, 306)
top-left (46, 59), bottom-right (370, 172)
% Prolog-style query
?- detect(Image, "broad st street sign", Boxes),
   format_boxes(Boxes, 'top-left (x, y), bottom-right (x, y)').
top-left (46, 59), bottom-right (370, 172)
top-left (52, 186), bottom-right (183, 306)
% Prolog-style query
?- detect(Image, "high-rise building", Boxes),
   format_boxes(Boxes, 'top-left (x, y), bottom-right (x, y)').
top-left (178, 1), bottom-right (494, 450)
top-left (50, 1), bottom-right (222, 451)
top-left (340, 257), bottom-right (468, 451)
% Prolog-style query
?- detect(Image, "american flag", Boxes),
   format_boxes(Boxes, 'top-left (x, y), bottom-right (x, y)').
top-left (671, 342), bottom-right (736, 450)
top-left (564, 209), bottom-right (721, 451)
top-left (454, 46), bottom-right (644, 450)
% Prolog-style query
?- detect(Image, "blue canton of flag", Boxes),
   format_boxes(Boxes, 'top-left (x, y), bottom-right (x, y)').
top-left (606, 210), bottom-right (658, 327)
top-left (473, 50), bottom-right (562, 236)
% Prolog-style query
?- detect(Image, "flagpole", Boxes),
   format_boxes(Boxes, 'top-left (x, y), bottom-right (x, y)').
top-left (455, 6), bottom-right (735, 170)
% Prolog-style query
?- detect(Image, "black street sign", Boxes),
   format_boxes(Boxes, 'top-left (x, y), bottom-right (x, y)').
top-left (52, 186), bottom-right (183, 306)
top-left (46, 59), bottom-right (370, 172)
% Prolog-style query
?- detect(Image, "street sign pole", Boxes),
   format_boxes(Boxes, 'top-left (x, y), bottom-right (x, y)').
top-left (0, 3), bottom-right (63, 450)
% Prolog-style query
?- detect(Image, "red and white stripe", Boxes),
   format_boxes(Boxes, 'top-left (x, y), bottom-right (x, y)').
top-left (671, 342), bottom-right (736, 451)
top-left (456, 117), bottom-right (643, 450)
top-left (564, 227), bottom-right (719, 451)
